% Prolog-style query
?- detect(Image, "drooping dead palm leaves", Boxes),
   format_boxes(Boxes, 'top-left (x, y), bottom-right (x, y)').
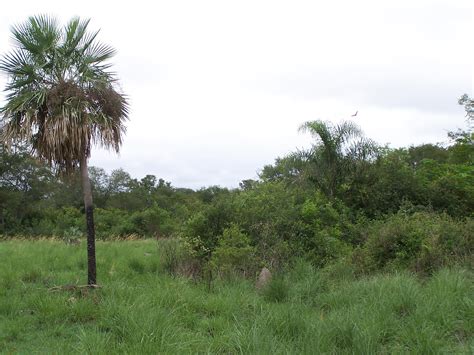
top-left (0, 15), bottom-right (128, 173)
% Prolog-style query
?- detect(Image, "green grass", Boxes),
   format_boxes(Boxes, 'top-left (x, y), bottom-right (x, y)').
top-left (0, 239), bottom-right (472, 354)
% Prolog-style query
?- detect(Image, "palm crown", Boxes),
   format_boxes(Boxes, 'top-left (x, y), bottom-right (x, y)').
top-left (298, 120), bottom-right (378, 197)
top-left (0, 15), bottom-right (128, 173)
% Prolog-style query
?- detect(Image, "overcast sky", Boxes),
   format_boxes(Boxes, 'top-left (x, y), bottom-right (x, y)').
top-left (0, 0), bottom-right (473, 188)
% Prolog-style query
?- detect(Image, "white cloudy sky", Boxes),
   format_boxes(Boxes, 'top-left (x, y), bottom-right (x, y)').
top-left (0, 0), bottom-right (473, 188)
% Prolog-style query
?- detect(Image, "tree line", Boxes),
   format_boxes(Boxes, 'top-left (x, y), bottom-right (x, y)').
top-left (0, 15), bottom-right (472, 284)
top-left (1, 118), bottom-right (472, 276)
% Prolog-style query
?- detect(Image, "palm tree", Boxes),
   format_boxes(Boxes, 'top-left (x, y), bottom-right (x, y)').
top-left (298, 120), bottom-right (377, 198)
top-left (0, 15), bottom-right (129, 285)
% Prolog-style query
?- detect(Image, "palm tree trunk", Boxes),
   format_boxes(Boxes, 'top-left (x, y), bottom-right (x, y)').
top-left (80, 155), bottom-right (97, 285)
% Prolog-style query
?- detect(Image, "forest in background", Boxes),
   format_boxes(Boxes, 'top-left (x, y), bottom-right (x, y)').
top-left (1, 117), bottom-right (472, 278)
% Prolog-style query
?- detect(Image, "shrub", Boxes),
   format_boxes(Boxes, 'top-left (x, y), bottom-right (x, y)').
top-left (94, 208), bottom-right (131, 239)
top-left (210, 224), bottom-right (256, 278)
top-left (158, 238), bottom-right (183, 274)
top-left (362, 211), bottom-right (473, 274)
top-left (130, 206), bottom-right (174, 237)
top-left (180, 197), bottom-right (235, 254)
top-left (254, 223), bottom-right (292, 270)
top-left (157, 237), bottom-right (201, 278)
top-left (62, 226), bottom-right (82, 244)
top-left (298, 194), bottom-right (355, 266)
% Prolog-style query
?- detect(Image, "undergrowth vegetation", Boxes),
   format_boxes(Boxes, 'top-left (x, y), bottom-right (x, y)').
top-left (0, 98), bottom-right (473, 353)
top-left (0, 240), bottom-right (473, 353)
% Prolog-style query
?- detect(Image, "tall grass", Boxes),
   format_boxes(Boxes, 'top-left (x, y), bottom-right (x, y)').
top-left (0, 239), bottom-right (472, 353)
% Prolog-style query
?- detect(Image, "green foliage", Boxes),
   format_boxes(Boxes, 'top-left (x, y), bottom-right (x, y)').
top-left (459, 93), bottom-right (474, 124)
top-left (361, 211), bottom-right (473, 274)
top-left (418, 160), bottom-right (474, 216)
top-left (259, 155), bottom-right (304, 183)
top-left (62, 226), bottom-right (82, 244)
top-left (94, 208), bottom-right (133, 238)
top-left (233, 181), bottom-right (303, 264)
top-left (157, 237), bottom-right (196, 276)
top-left (129, 206), bottom-right (174, 237)
top-left (0, 112), bottom-right (472, 279)
top-left (447, 129), bottom-right (474, 164)
top-left (210, 224), bottom-right (256, 277)
top-left (158, 238), bottom-right (182, 274)
top-left (345, 145), bottom-right (474, 217)
top-left (180, 197), bottom-right (234, 256)
top-left (345, 149), bottom-right (424, 216)
top-left (297, 120), bottom-right (378, 198)
top-left (299, 194), bottom-right (354, 266)
top-left (151, 237), bottom-right (205, 279)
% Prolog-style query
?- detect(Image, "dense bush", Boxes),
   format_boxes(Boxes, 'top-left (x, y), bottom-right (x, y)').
top-left (210, 224), bottom-right (256, 277)
top-left (359, 211), bottom-right (473, 274)
top-left (1, 125), bottom-right (472, 277)
top-left (418, 160), bottom-right (474, 216)
top-left (298, 195), bottom-right (355, 266)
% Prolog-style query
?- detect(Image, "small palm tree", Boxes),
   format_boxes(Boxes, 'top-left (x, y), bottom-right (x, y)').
top-left (298, 120), bottom-right (377, 198)
top-left (0, 15), bottom-right (129, 285)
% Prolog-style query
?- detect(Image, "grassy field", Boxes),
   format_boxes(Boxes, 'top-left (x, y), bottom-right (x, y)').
top-left (0, 239), bottom-right (473, 354)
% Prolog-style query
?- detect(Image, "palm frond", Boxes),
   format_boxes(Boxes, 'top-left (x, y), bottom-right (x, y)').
top-left (1, 15), bottom-right (129, 175)
top-left (62, 17), bottom-right (90, 55)
top-left (297, 119), bottom-right (378, 197)
top-left (334, 121), bottom-right (362, 146)
top-left (11, 15), bottom-right (60, 60)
